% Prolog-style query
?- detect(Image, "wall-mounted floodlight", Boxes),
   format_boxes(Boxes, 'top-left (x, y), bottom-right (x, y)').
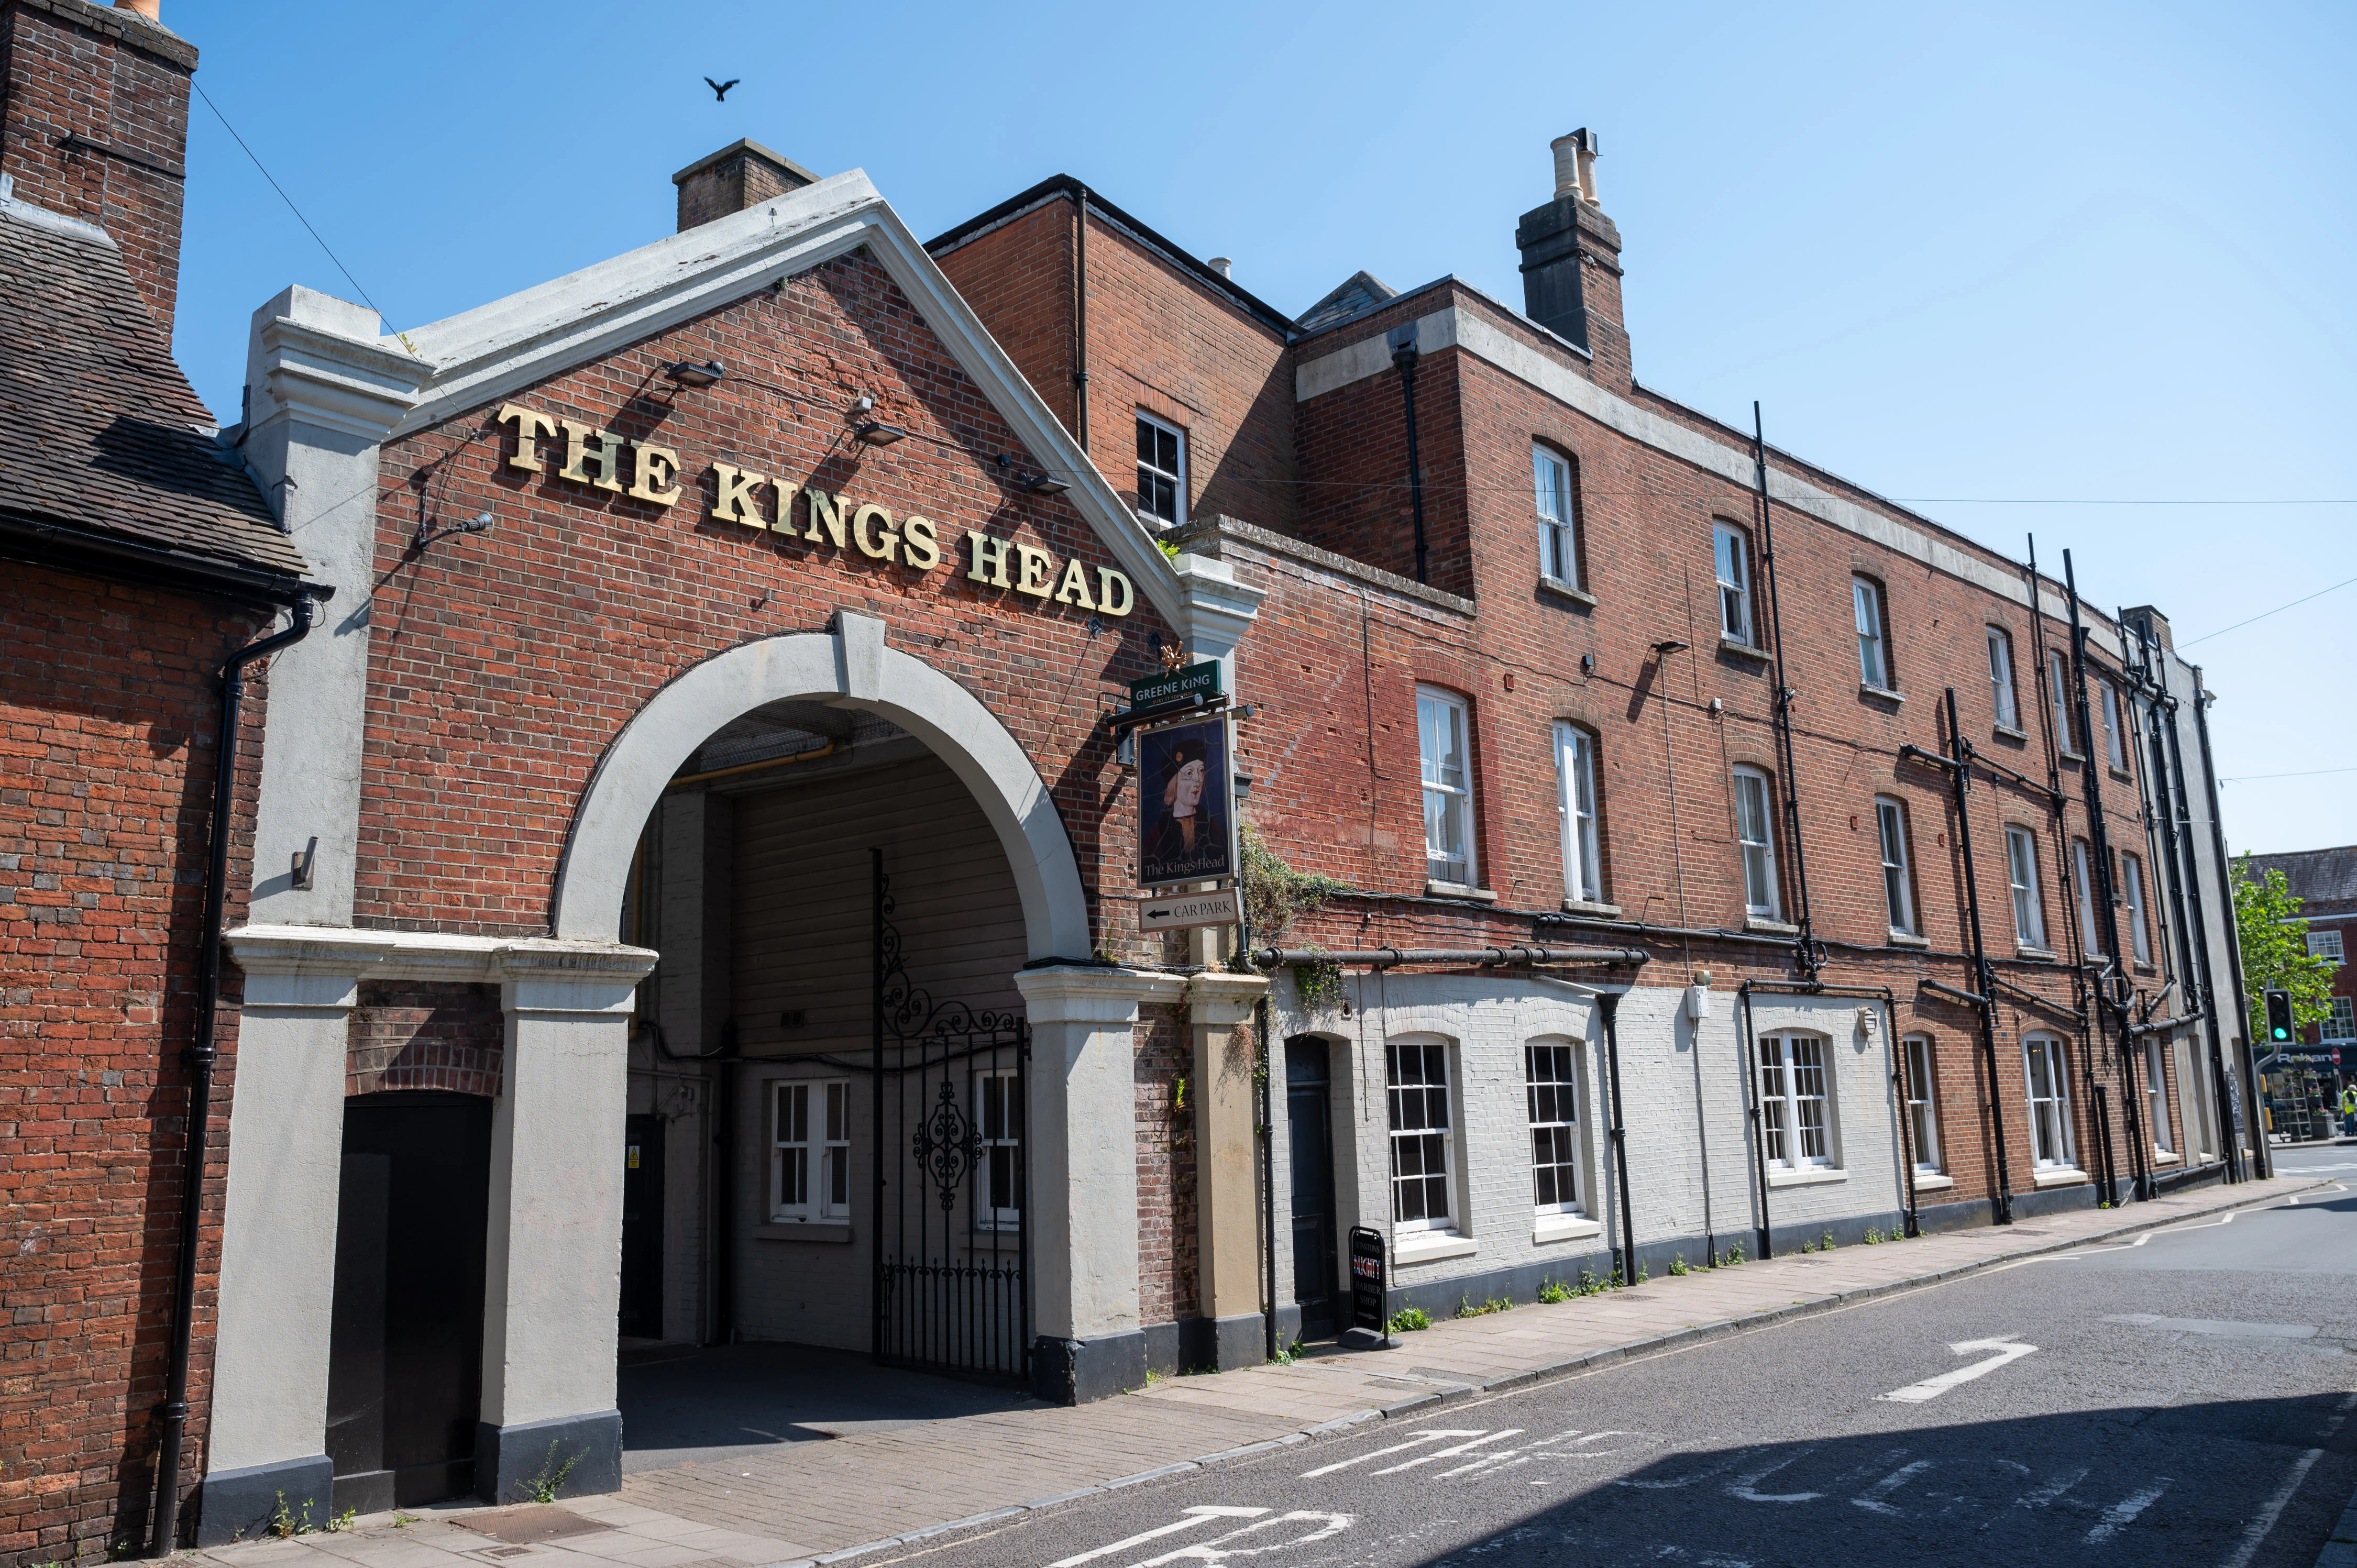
top-left (1023, 474), bottom-right (1070, 495)
top-left (415, 510), bottom-right (494, 550)
top-left (664, 360), bottom-right (725, 388)
top-left (1651, 638), bottom-right (1691, 656)
top-left (854, 421), bottom-right (908, 447)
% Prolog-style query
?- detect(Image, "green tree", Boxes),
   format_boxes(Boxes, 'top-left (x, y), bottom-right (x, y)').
top-left (2232, 854), bottom-right (2337, 1042)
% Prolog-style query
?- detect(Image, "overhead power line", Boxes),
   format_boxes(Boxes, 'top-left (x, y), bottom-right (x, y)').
top-left (2180, 573), bottom-right (2357, 647)
top-left (192, 80), bottom-right (387, 324)
top-left (2219, 767), bottom-right (2357, 785)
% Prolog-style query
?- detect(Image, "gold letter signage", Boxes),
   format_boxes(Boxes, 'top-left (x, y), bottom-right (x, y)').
top-left (493, 401), bottom-right (1132, 616)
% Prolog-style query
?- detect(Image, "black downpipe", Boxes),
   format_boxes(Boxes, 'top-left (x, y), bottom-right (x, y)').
top-left (1942, 688), bottom-right (2014, 1224)
top-left (149, 597), bottom-right (317, 1556)
top-left (2189, 676), bottom-right (2269, 1179)
top-left (1258, 993), bottom-right (1277, 1363)
top-left (1751, 405), bottom-right (1820, 979)
top-left (1390, 327), bottom-right (1428, 585)
top-left (2063, 553), bottom-right (2147, 1201)
top-left (1596, 993), bottom-right (1637, 1281)
top-left (1071, 187), bottom-right (1090, 449)
top-left (1736, 985), bottom-right (1772, 1258)
top-left (2138, 677), bottom-right (2235, 1182)
top-left (870, 847), bottom-right (885, 1359)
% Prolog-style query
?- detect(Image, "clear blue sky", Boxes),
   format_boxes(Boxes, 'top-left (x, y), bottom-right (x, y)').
top-left (166, 1), bottom-right (2355, 856)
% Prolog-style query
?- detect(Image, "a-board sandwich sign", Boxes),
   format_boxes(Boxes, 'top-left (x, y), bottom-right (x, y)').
top-left (1137, 716), bottom-right (1233, 888)
top-left (1349, 1225), bottom-right (1387, 1339)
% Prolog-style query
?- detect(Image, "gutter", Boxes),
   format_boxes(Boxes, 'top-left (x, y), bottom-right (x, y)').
top-left (0, 510), bottom-right (315, 609)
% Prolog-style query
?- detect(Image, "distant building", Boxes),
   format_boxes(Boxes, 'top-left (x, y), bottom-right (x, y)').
top-left (2239, 845), bottom-right (2357, 1050)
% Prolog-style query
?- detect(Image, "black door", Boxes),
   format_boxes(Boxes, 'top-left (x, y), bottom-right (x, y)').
top-left (619, 1114), bottom-right (665, 1339)
top-left (1285, 1039), bottom-right (1340, 1340)
top-left (326, 1091), bottom-right (491, 1514)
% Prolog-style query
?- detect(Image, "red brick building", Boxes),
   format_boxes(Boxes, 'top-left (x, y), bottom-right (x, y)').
top-left (0, 3), bottom-right (323, 1561)
top-left (2241, 844), bottom-right (2356, 1133)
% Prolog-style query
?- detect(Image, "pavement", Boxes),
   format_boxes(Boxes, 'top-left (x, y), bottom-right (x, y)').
top-left (185, 1169), bottom-right (2329, 1568)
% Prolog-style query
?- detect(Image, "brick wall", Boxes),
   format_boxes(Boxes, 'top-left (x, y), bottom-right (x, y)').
top-left (345, 982), bottom-right (501, 1097)
top-left (0, 562), bottom-right (270, 1564)
top-left (0, 0), bottom-right (193, 332)
top-left (1132, 1004), bottom-right (1195, 1327)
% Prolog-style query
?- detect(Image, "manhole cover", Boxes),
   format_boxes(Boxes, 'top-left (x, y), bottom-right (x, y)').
top-left (472, 1507), bottom-right (613, 1545)
top-left (480, 1549), bottom-right (535, 1559)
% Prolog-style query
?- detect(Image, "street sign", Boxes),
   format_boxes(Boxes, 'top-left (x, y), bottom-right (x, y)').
top-left (1138, 886), bottom-right (1241, 933)
top-left (1129, 660), bottom-right (1222, 710)
top-left (1349, 1225), bottom-right (1387, 1337)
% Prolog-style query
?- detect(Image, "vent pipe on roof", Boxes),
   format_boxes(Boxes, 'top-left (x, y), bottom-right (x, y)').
top-left (1207, 257), bottom-right (1232, 279)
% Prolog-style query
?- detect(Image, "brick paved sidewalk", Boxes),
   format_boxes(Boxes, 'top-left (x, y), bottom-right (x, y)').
top-left (190, 1175), bottom-right (2322, 1568)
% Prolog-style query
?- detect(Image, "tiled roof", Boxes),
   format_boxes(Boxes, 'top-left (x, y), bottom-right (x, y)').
top-left (0, 192), bottom-right (309, 580)
top-left (1295, 269), bottom-right (1398, 333)
top-left (2243, 845), bottom-right (2357, 908)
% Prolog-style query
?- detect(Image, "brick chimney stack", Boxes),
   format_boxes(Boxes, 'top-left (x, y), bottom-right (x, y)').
top-left (0, 0), bottom-right (195, 333)
top-left (673, 138), bottom-right (819, 231)
top-left (1515, 127), bottom-right (1632, 383)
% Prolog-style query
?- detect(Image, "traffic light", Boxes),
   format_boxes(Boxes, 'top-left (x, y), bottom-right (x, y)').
top-left (2264, 988), bottom-right (2295, 1044)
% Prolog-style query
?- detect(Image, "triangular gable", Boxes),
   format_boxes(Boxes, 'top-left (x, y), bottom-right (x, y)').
top-left (381, 171), bottom-right (1182, 624)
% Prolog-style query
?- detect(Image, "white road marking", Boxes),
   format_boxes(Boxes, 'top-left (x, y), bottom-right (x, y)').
top-left (2219, 1449), bottom-right (2322, 1568)
top-left (1851, 1459), bottom-right (1934, 1515)
top-left (2102, 1313), bottom-right (2317, 1339)
top-left (1877, 1339), bottom-right (2039, 1403)
top-left (1372, 1430), bottom-right (1524, 1475)
top-left (1727, 1447), bottom-right (1825, 1504)
top-left (1433, 1429), bottom-right (1634, 1478)
top-left (1131, 1511), bottom-right (1353, 1567)
top-left (2085, 1480), bottom-right (2169, 1543)
top-left (1299, 1430), bottom-right (1484, 1478)
top-left (2014, 1467), bottom-right (2087, 1510)
top-left (1047, 1508), bottom-right (1269, 1568)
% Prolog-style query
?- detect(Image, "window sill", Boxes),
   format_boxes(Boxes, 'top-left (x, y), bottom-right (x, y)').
top-left (2133, 962), bottom-right (2158, 976)
top-left (1746, 916), bottom-right (1799, 935)
top-left (1537, 577), bottom-right (1596, 609)
top-left (1768, 1166), bottom-right (1847, 1188)
top-left (2151, 1150), bottom-right (2180, 1164)
top-left (1887, 930), bottom-right (1930, 949)
top-left (1719, 637), bottom-right (1771, 666)
top-left (1992, 724), bottom-right (2029, 743)
top-left (2109, 766), bottom-right (2135, 784)
top-left (1393, 1231), bottom-right (1477, 1265)
top-left (753, 1222), bottom-right (852, 1243)
top-left (2059, 749), bottom-right (2087, 766)
top-left (1426, 879), bottom-right (1498, 902)
top-left (1562, 898), bottom-right (1623, 919)
top-left (1859, 683), bottom-right (1904, 704)
top-left (2016, 945), bottom-right (2059, 962)
top-left (1533, 1212), bottom-right (1603, 1245)
top-left (2032, 1166), bottom-right (2088, 1188)
top-left (1912, 1172), bottom-right (1956, 1191)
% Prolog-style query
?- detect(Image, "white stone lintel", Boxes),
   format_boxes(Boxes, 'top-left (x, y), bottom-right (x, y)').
top-left (227, 924), bottom-right (657, 1012)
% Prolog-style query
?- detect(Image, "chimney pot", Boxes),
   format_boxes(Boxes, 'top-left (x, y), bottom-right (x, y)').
top-left (1207, 256), bottom-right (1232, 279)
top-left (1549, 127), bottom-right (1600, 205)
top-left (114, 0), bottom-right (160, 17)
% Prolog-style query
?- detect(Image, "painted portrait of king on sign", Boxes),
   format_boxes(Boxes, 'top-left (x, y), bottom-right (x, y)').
top-left (1138, 719), bottom-right (1232, 888)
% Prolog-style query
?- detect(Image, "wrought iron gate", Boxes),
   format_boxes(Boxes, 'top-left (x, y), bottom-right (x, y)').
top-left (870, 850), bottom-right (1030, 1379)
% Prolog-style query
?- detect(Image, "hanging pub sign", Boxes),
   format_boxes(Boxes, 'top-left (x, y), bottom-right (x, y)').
top-left (1129, 659), bottom-right (1222, 711)
top-left (1137, 717), bottom-right (1233, 888)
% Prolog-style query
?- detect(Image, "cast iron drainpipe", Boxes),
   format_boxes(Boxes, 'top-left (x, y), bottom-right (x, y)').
top-left (1387, 324), bottom-right (1429, 586)
top-left (150, 593), bottom-right (321, 1556)
top-left (1736, 984), bottom-right (1773, 1260)
top-left (2190, 673), bottom-right (2268, 1179)
top-left (1596, 992), bottom-right (1637, 1283)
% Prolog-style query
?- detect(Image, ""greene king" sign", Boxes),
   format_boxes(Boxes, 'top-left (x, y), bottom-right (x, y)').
top-left (494, 402), bottom-right (1137, 616)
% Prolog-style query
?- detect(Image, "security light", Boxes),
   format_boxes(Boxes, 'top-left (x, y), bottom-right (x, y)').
top-left (854, 421), bottom-right (909, 447)
top-left (1023, 474), bottom-right (1070, 495)
top-left (664, 360), bottom-right (725, 388)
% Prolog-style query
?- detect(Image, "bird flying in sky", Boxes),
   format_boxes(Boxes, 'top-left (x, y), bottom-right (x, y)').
top-left (705, 76), bottom-right (740, 101)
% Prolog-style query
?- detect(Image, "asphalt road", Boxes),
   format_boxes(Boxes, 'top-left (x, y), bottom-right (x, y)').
top-left (893, 1156), bottom-right (2357, 1568)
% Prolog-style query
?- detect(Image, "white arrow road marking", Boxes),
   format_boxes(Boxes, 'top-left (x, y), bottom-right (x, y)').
top-left (1851, 1459), bottom-right (1934, 1515)
top-left (1299, 1430), bottom-right (1486, 1478)
top-left (1131, 1511), bottom-right (1354, 1567)
top-left (1048, 1508), bottom-right (1270, 1568)
top-left (1372, 1430), bottom-right (1524, 1475)
top-left (1727, 1447), bottom-right (1825, 1504)
top-left (2084, 1479), bottom-right (2169, 1543)
top-left (1878, 1339), bottom-right (2039, 1403)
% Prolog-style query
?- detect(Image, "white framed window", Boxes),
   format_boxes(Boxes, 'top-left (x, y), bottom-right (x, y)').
top-left (1388, 1040), bottom-right (1455, 1231)
top-left (1714, 523), bottom-right (1753, 644)
top-left (2145, 1039), bottom-right (2173, 1155)
top-left (1876, 796), bottom-right (1917, 936)
top-left (2006, 826), bottom-right (2047, 950)
top-left (1733, 766), bottom-right (1780, 919)
top-left (1757, 1033), bottom-right (1833, 1171)
top-left (2071, 839), bottom-right (2101, 955)
top-left (2307, 929), bottom-right (2345, 965)
top-left (772, 1079), bottom-right (850, 1222)
top-left (2024, 1035), bottom-right (2075, 1169)
top-left (1534, 446), bottom-right (1579, 587)
top-left (1854, 577), bottom-right (1889, 689)
top-left (1901, 1034), bottom-right (1942, 1173)
top-left (976, 1068), bottom-right (1022, 1229)
top-left (1987, 626), bottom-right (2020, 729)
top-left (1555, 723), bottom-right (1602, 905)
top-left (1418, 687), bottom-right (1474, 885)
top-left (1525, 1042), bottom-right (1583, 1214)
top-left (2101, 682), bottom-right (2128, 770)
top-left (1135, 410), bottom-right (1186, 525)
top-left (2122, 853), bottom-right (2152, 964)
top-left (2324, 997), bottom-right (2356, 1042)
top-left (2047, 650), bottom-right (2077, 755)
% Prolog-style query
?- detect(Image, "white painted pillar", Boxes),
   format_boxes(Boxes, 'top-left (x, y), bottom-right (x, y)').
top-left (1015, 965), bottom-right (1177, 1403)
top-left (200, 935), bottom-right (391, 1544)
top-left (475, 942), bottom-right (654, 1503)
top-left (1187, 970), bottom-right (1270, 1368)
